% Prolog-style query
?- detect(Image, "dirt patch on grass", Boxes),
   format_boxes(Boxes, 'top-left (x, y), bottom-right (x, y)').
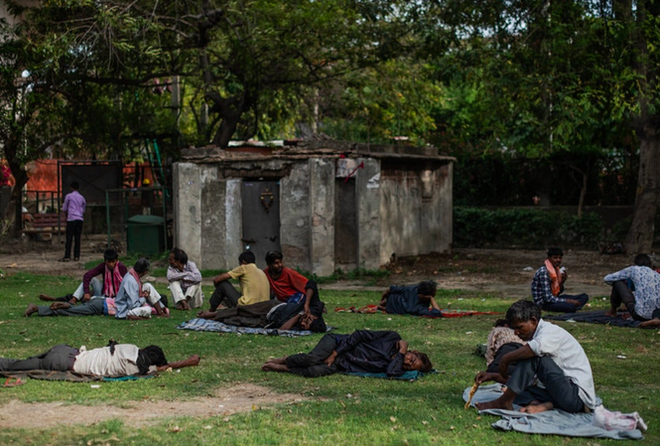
top-left (0, 383), bottom-right (305, 428)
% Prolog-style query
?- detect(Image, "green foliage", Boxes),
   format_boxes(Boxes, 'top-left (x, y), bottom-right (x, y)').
top-left (454, 206), bottom-right (604, 249)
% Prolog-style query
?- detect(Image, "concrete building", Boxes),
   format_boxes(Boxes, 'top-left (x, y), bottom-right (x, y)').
top-left (172, 140), bottom-right (454, 275)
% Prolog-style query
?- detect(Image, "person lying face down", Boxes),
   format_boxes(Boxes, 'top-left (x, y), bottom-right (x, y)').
top-left (473, 300), bottom-right (598, 414)
top-left (262, 330), bottom-right (432, 378)
top-left (0, 341), bottom-right (200, 378)
top-left (377, 280), bottom-right (441, 316)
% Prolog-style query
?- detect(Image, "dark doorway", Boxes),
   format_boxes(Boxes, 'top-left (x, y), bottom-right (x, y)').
top-left (335, 178), bottom-right (358, 269)
top-left (241, 180), bottom-right (281, 268)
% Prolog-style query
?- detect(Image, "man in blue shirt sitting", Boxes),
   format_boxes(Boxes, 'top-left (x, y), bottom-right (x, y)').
top-left (377, 280), bottom-right (441, 316)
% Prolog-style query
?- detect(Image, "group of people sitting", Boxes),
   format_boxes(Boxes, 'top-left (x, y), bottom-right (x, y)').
top-left (532, 246), bottom-right (660, 327)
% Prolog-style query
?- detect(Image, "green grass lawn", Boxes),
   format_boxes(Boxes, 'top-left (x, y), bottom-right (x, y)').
top-left (0, 272), bottom-right (657, 445)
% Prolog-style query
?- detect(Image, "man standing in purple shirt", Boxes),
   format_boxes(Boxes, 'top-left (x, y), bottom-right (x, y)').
top-left (61, 181), bottom-right (86, 262)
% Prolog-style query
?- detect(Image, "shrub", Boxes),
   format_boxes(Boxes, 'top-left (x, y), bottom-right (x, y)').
top-left (453, 207), bottom-right (604, 249)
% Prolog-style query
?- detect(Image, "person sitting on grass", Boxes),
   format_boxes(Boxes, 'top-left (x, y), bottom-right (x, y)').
top-left (38, 249), bottom-right (128, 304)
top-left (603, 253), bottom-right (660, 328)
top-left (474, 300), bottom-right (597, 414)
top-left (377, 280), bottom-right (441, 316)
top-left (208, 250), bottom-right (270, 311)
top-left (0, 341), bottom-right (199, 378)
top-left (263, 250), bottom-right (324, 323)
top-left (167, 247), bottom-right (204, 311)
top-left (262, 330), bottom-right (432, 378)
top-left (115, 258), bottom-right (167, 320)
top-left (531, 247), bottom-right (589, 313)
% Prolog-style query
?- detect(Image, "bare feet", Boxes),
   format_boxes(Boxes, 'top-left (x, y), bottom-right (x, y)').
top-left (261, 362), bottom-right (289, 373)
top-left (24, 303), bottom-right (38, 317)
top-left (475, 396), bottom-right (514, 411)
top-left (265, 357), bottom-right (287, 365)
top-left (39, 294), bottom-right (56, 302)
top-left (639, 318), bottom-right (660, 328)
top-left (604, 309), bottom-right (618, 318)
top-left (175, 301), bottom-right (190, 311)
top-left (519, 401), bottom-right (553, 413)
top-left (50, 302), bottom-right (71, 310)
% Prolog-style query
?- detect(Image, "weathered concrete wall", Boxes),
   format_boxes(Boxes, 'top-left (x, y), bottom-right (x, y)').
top-left (309, 158), bottom-right (335, 275)
top-left (173, 163), bottom-right (203, 266)
top-left (379, 161), bottom-right (452, 265)
top-left (356, 158), bottom-right (382, 269)
top-left (280, 161), bottom-right (311, 271)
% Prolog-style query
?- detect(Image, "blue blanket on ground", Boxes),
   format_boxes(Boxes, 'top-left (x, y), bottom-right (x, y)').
top-left (342, 370), bottom-right (434, 381)
top-left (463, 384), bottom-right (644, 440)
top-left (177, 318), bottom-right (332, 337)
top-left (544, 310), bottom-right (644, 328)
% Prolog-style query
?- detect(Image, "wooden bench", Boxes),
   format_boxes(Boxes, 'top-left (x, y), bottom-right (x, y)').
top-left (22, 213), bottom-right (64, 236)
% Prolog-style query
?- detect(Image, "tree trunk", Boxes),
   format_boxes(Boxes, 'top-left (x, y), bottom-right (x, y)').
top-left (624, 132), bottom-right (660, 253)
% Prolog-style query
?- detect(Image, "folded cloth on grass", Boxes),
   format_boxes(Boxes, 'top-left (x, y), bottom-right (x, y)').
top-left (545, 310), bottom-right (645, 328)
top-left (462, 384), bottom-right (645, 440)
top-left (333, 307), bottom-right (500, 318)
top-left (342, 369), bottom-right (435, 381)
top-left (177, 317), bottom-right (333, 337)
top-left (0, 370), bottom-right (155, 382)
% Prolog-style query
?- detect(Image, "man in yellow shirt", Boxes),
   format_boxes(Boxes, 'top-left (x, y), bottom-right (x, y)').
top-left (208, 251), bottom-right (270, 311)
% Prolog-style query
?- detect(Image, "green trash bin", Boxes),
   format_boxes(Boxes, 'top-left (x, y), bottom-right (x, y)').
top-left (126, 215), bottom-right (165, 256)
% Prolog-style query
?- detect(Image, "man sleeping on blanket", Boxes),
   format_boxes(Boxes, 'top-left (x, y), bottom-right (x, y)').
top-left (197, 292), bottom-right (327, 332)
top-left (262, 330), bottom-right (432, 378)
top-left (0, 342), bottom-right (199, 378)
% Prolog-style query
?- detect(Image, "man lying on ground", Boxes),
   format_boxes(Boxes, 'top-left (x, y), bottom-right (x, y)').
top-left (604, 253), bottom-right (660, 328)
top-left (474, 300), bottom-right (597, 414)
top-left (167, 247), bottom-right (204, 310)
top-left (0, 341), bottom-right (199, 378)
top-left (197, 296), bottom-right (327, 332)
top-left (208, 250), bottom-right (270, 311)
top-left (262, 330), bottom-right (432, 378)
top-left (115, 258), bottom-right (167, 320)
top-left (531, 247), bottom-right (588, 313)
top-left (377, 280), bottom-right (441, 316)
top-left (39, 249), bottom-right (127, 304)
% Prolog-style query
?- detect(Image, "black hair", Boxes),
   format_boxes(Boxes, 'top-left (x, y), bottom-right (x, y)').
top-left (71, 181), bottom-right (80, 190)
top-left (239, 250), bottom-right (256, 264)
top-left (308, 317), bottom-right (327, 333)
top-left (546, 247), bottom-right (563, 257)
top-left (411, 350), bottom-right (433, 373)
top-left (134, 257), bottom-right (150, 273)
top-left (170, 247), bottom-right (188, 265)
top-left (140, 345), bottom-right (168, 367)
top-left (265, 250), bottom-right (283, 265)
top-left (103, 249), bottom-right (119, 261)
top-left (505, 299), bottom-right (541, 324)
top-left (417, 280), bottom-right (437, 296)
top-left (634, 254), bottom-right (652, 268)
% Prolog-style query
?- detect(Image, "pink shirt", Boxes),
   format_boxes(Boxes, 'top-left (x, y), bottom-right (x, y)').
top-left (62, 190), bottom-right (86, 221)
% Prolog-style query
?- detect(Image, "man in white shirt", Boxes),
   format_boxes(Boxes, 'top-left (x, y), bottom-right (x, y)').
top-left (475, 299), bottom-right (597, 414)
top-left (167, 247), bottom-right (204, 310)
top-left (0, 342), bottom-right (199, 378)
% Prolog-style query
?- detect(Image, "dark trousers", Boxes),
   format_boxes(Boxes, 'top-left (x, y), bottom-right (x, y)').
top-left (64, 220), bottom-right (83, 259)
top-left (542, 293), bottom-right (589, 313)
top-left (486, 342), bottom-right (523, 374)
top-left (37, 298), bottom-right (104, 317)
top-left (508, 356), bottom-right (584, 413)
top-left (0, 344), bottom-right (78, 372)
top-left (286, 334), bottom-right (338, 377)
top-left (209, 280), bottom-right (241, 311)
top-left (610, 280), bottom-right (645, 321)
